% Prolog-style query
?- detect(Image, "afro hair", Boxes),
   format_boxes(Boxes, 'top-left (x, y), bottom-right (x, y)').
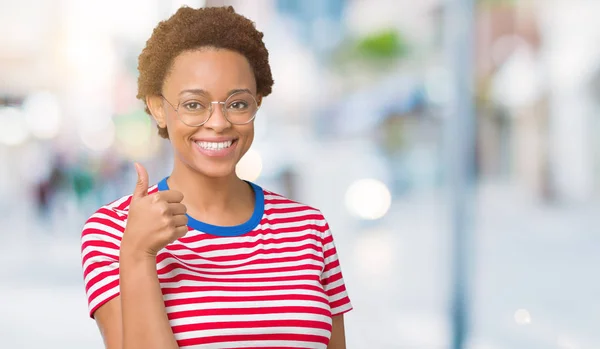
top-left (136, 6), bottom-right (274, 138)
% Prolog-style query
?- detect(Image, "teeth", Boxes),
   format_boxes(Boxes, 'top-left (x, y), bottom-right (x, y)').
top-left (196, 140), bottom-right (233, 150)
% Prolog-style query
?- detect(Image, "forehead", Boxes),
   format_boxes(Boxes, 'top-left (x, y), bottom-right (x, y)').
top-left (164, 48), bottom-right (256, 97)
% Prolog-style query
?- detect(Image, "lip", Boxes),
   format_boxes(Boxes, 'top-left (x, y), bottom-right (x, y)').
top-left (191, 136), bottom-right (238, 142)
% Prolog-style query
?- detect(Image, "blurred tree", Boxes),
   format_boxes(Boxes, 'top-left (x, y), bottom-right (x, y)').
top-left (329, 28), bottom-right (411, 79)
top-left (354, 29), bottom-right (409, 61)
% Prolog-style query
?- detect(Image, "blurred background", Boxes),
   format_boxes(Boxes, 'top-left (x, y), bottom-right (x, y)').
top-left (1, 0), bottom-right (599, 348)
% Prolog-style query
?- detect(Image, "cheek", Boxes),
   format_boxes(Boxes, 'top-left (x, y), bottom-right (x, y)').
top-left (239, 127), bottom-right (254, 152)
top-left (167, 113), bottom-right (191, 137)
top-left (166, 114), bottom-right (195, 150)
top-left (165, 112), bottom-right (179, 131)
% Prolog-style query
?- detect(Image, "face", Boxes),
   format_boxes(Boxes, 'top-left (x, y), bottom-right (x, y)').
top-left (148, 48), bottom-right (261, 179)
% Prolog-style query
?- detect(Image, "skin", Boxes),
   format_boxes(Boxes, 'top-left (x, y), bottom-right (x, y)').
top-left (93, 48), bottom-right (347, 349)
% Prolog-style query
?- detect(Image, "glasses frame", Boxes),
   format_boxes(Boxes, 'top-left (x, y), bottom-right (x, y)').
top-left (160, 91), bottom-right (260, 127)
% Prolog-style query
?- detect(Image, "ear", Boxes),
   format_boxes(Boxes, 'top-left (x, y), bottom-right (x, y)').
top-left (256, 94), bottom-right (263, 107)
top-left (146, 95), bottom-right (167, 128)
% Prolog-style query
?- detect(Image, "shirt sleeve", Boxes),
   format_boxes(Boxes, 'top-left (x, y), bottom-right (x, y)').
top-left (319, 215), bottom-right (353, 316)
top-left (80, 206), bottom-right (125, 318)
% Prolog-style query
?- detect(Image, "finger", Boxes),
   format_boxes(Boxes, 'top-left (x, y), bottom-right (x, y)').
top-left (132, 163), bottom-right (149, 200)
top-left (174, 225), bottom-right (189, 239)
top-left (157, 190), bottom-right (184, 203)
top-left (168, 203), bottom-right (187, 215)
top-left (172, 214), bottom-right (188, 227)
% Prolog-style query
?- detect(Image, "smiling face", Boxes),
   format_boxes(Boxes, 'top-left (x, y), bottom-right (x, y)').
top-left (147, 48), bottom-right (261, 179)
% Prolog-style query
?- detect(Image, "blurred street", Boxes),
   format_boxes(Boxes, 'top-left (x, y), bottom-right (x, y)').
top-left (3, 0), bottom-right (600, 348)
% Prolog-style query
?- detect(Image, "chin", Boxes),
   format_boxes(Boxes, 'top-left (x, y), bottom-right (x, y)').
top-left (191, 160), bottom-right (238, 179)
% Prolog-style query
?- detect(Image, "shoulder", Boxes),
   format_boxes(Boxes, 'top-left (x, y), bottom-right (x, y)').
top-left (260, 186), bottom-right (329, 230)
top-left (262, 187), bottom-right (323, 216)
top-left (81, 184), bottom-right (159, 237)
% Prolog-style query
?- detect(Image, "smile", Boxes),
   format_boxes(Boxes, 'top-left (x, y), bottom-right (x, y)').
top-left (195, 140), bottom-right (234, 150)
top-left (192, 138), bottom-right (239, 158)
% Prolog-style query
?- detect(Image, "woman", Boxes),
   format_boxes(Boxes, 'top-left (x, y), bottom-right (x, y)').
top-left (81, 6), bottom-right (352, 349)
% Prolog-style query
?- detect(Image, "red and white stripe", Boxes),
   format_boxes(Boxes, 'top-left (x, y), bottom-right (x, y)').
top-left (81, 186), bottom-right (352, 348)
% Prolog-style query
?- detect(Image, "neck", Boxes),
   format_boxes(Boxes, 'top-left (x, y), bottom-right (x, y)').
top-left (167, 160), bottom-right (249, 213)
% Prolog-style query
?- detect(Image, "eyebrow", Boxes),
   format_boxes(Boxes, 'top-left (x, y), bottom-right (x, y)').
top-left (178, 88), bottom-right (253, 97)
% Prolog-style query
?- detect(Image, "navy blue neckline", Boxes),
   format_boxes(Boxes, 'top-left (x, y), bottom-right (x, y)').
top-left (157, 177), bottom-right (264, 237)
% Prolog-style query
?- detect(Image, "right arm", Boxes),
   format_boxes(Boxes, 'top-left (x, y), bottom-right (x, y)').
top-left (120, 251), bottom-right (180, 349)
top-left (89, 163), bottom-right (188, 349)
top-left (94, 252), bottom-right (179, 349)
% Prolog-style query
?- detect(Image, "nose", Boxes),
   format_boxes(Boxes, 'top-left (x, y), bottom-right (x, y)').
top-left (203, 102), bottom-right (231, 132)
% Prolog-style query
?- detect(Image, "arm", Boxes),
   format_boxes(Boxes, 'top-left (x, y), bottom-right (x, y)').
top-left (93, 253), bottom-right (179, 349)
top-left (94, 297), bottom-right (122, 349)
top-left (90, 163), bottom-right (188, 349)
top-left (119, 251), bottom-right (179, 349)
top-left (327, 314), bottom-right (347, 349)
top-left (318, 214), bottom-right (352, 349)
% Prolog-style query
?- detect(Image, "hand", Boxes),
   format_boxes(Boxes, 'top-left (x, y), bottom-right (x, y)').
top-left (121, 163), bottom-right (188, 257)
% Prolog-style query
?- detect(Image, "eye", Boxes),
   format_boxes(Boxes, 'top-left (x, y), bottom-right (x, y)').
top-left (228, 100), bottom-right (249, 110)
top-left (182, 101), bottom-right (207, 112)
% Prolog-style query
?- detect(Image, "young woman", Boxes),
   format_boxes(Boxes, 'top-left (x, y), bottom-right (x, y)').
top-left (81, 6), bottom-right (352, 349)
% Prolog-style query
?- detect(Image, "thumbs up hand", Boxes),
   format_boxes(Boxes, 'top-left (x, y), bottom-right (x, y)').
top-left (121, 163), bottom-right (188, 257)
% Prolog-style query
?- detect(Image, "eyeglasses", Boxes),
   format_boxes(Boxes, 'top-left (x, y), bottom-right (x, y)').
top-left (161, 91), bottom-right (259, 127)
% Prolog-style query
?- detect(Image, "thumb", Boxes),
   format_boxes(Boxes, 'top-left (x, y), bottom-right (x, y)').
top-left (132, 162), bottom-right (149, 200)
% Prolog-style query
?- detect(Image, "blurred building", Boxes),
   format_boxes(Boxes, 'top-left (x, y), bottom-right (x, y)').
top-left (2, 1), bottom-right (600, 348)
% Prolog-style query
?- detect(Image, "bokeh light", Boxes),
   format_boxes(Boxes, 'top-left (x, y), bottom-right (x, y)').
top-left (345, 178), bottom-right (392, 220)
top-left (514, 309), bottom-right (532, 325)
top-left (0, 107), bottom-right (29, 146)
top-left (236, 148), bottom-right (263, 182)
top-left (79, 119), bottom-right (116, 152)
top-left (22, 92), bottom-right (62, 140)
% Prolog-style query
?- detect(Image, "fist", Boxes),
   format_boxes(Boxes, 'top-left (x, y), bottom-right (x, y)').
top-left (121, 163), bottom-right (188, 257)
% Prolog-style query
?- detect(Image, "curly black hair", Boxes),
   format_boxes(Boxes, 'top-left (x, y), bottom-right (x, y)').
top-left (136, 6), bottom-right (274, 138)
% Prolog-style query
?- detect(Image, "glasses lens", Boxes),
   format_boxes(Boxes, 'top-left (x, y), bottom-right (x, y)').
top-left (224, 92), bottom-right (258, 124)
top-left (177, 96), bottom-right (211, 126)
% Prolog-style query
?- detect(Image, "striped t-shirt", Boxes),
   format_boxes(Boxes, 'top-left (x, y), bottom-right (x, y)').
top-left (81, 178), bottom-right (352, 348)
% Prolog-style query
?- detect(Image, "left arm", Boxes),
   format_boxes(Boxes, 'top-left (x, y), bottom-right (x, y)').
top-left (318, 213), bottom-right (351, 349)
top-left (327, 314), bottom-right (347, 349)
